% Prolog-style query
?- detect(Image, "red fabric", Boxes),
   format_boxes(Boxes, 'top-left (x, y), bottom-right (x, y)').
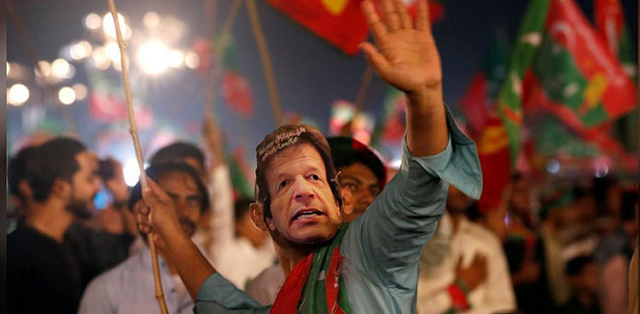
top-left (595, 0), bottom-right (624, 52)
top-left (545, 0), bottom-right (636, 119)
top-left (447, 282), bottom-right (469, 311)
top-left (270, 254), bottom-right (314, 314)
top-left (325, 247), bottom-right (346, 314)
top-left (266, 0), bottom-right (445, 56)
top-left (476, 113), bottom-right (511, 213)
top-left (221, 71), bottom-right (254, 117)
top-left (460, 72), bottom-right (490, 136)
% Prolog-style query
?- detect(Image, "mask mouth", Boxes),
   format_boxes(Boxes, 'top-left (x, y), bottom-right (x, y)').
top-left (290, 208), bottom-right (326, 224)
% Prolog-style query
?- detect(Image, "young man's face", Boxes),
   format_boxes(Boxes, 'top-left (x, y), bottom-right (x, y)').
top-left (338, 162), bottom-right (380, 219)
top-left (264, 143), bottom-right (341, 245)
top-left (67, 151), bottom-right (101, 219)
top-left (157, 171), bottom-right (203, 238)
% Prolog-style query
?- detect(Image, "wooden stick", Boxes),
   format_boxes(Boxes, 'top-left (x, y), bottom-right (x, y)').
top-left (105, 1), bottom-right (169, 314)
top-left (354, 64), bottom-right (375, 113)
top-left (246, 0), bottom-right (283, 126)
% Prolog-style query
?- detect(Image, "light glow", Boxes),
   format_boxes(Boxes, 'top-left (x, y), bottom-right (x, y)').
top-left (184, 52), bottom-right (200, 69)
top-left (85, 13), bottom-right (102, 30)
top-left (123, 158), bottom-right (142, 187)
top-left (8, 84), bottom-right (30, 106)
top-left (70, 41), bottom-right (93, 61)
top-left (58, 86), bottom-right (76, 105)
top-left (137, 41), bottom-right (170, 74)
top-left (143, 11), bottom-right (161, 29)
top-left (72, 84), bottom-right (88, 100)
top-left (103, 12), bottom-right (131, 41)
top-left (51, 58), bottom-right (75, 79)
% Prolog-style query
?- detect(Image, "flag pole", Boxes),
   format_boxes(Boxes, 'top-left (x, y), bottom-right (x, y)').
top-left (246, 0), bottom-right (283, 126)
top-left (105, 1), bottom-right (169, 314)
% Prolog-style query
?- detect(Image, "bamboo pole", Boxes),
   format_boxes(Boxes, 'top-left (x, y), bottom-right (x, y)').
top-left (246, 0), bottom-right (283, 126)
top-left (354, 64), bottom-right (375, 113)
top-left (105, 1), bottom-right (168, 314)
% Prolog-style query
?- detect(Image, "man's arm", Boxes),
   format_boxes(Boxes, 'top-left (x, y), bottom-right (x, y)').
top-left (359, 0), bottom-right (447, 157)
top-left (340, 0), bottom-right (482, 290)
top-left (138, 179), bottom-right (269, 313)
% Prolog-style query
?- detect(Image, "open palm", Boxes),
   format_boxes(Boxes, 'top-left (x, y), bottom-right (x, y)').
top-left (360, 0), bottom-right (442, 94)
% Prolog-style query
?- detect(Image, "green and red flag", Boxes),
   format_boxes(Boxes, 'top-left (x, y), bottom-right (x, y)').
top-left (266, 0), bottom-right (446, 56)
top-left (226, 147), bottom-right (254, 200)
top-left (595, 0), bottom-right (638, 153)
top-left (495, 0), bottom-right (550, 166)
top-left (459, 31), bottom-right (511, 212)
top-left (370, 88), bottom-right (406, 148)
top-left (460, 30), bottom-right (510, 136)
top-left (525, 0), bottom-right (637, 133)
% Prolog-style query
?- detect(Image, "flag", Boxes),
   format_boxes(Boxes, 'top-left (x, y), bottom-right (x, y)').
top-left (460, 30), bottom-right (510, 136)
top-left (526, 0), bottom-right (637, 128)
top-left (477, 113), bottom-right (512, 212)
top-left (266, 0), bottom-right (446, 56)
top-left (370, 88), bottom-right (406, 148)
top-left (221, 71), bottom-right (255, 117)
top-left (459, 31), bottom-right (511, 212)
top-left (595, 0), bottom-right (638, 152)
top-left (495, 0), bottom-right (550, 166)
top-left (226, 147), bottom-right (254, 200)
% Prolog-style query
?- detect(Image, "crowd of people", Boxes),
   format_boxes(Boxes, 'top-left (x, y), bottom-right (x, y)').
top-left (6, 0), bottom-right (638, 313)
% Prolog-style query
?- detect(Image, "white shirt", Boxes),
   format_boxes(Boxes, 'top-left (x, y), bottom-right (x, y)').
top-left (417, 213), bottom-right (516, 314)
top-left (205, 164), bottom-right (276, 290)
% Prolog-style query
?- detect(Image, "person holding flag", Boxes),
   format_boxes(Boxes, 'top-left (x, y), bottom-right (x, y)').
top-left (135, 0), bottom-right (482, 313)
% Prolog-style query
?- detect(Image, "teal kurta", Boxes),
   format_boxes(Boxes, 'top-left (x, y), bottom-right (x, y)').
top-left (195, 107), bottom-right (482, 314)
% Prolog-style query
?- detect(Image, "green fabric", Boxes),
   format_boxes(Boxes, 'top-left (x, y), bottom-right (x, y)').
top-left (496, 0), bottom-right (550, 166)
top-left (298, 224), bottom-right (351, 314)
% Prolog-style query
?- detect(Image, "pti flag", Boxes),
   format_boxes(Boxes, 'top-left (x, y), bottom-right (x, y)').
top-left (266, 0), bottom-right (446, 56)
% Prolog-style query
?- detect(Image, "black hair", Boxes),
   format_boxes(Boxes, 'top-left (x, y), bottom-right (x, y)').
top-left (8, 145), bottom-right (39, 201)
top-left (28, 138), bottom-right (86, 202)
top-left (565, 255), bottom-right (595, 277)
top-left (98, 158), bottom-right (118, 182)
top-left (621, 190), bottom-right (638, 222)
top-left (150, 142), bottom-right (206, 171)
top-left (328, 137), bottom-right (387, 190)
top-left (128, 162), bottom-right (210, 214)
top-left (234, 198), bottom-right (254, 223)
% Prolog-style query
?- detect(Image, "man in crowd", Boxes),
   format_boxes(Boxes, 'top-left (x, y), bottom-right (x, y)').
top-left (417, 186), bottom-right (515, 314)
top-left (8, 138), bottom-right (101, 314)
top-left (135, 0), bottom-right (482, 313)
top-left (562, 255), bottom-right (601, 314)
top-left (78, 163), bottom-right (210, 314)
top-left (244, 135), bottom-right (386, 304)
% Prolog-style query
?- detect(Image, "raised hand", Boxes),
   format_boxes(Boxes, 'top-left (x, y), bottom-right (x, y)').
top-left (359, 0), bottom-right (442, 97)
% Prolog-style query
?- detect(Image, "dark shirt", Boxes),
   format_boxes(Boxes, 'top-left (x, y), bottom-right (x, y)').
top-left (562, 296), bottom-right (601, 314)
top-left (8, 225), bottom-right (82, 314)
top-left (64, 221), bottom-right (134, 290)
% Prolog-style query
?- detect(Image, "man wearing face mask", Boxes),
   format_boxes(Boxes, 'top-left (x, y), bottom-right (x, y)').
top-left (244, 136), bottom-right (386, 305)
top-left (78, 163), bottom-right (211, 314)
top-left (135, 1), bottom-right (482, 312)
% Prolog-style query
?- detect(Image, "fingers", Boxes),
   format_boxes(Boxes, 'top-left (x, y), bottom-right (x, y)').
top-left (416, 0), bottom-right (430, 31)
top-left (380, 0), bottom-right (401, 31)
top-left (359, 42), bottom-right (390, 74)
top-left (143, 178), bottom-right (171, 206)
top-left (361, 0), bottom-right (388, 45)
top-left (395, 0), bottom-right (413, 29)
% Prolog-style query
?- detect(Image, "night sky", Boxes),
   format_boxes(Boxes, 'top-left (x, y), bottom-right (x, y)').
top-left (7, 0), bottom-right (639, 168)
